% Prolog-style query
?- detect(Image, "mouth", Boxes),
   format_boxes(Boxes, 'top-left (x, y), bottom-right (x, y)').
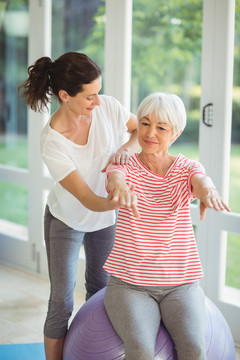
top-left (87, 107), bottom-right (94, 111)
top-left (144, 139), bottom-right (157, 145)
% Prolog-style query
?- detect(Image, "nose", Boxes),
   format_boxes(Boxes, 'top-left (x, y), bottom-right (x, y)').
top-left (94, 94), bottom-right (101, 106)
top-left (146, 125), bottom-right (156, 138)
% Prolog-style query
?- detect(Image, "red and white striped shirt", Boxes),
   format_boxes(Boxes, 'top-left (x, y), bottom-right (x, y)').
top-left (104, 153), bottom-right (206, 286)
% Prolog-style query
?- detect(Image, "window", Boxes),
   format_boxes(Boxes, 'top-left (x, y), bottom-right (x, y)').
top-left (131, 0), bottom-right (203, 160)
top-left (0, 0), bottom-right (28, 227)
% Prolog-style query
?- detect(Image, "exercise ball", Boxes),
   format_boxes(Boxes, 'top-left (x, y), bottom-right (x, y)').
top-left (63, 287), bottom-right (235, 360)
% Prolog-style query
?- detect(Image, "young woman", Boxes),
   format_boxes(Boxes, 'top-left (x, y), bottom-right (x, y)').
top-left (18, 52), bottom-right (139, 360)
top-left (104, 92), bottom-right (230, 360)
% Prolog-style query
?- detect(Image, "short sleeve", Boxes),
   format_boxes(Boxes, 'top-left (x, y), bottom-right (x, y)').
top-left (106, 163), bottom-right (127, 178)
top-left (41, 134), bottom-right (76, 182)
top-left (170, 155), bottom-right (206, 208)
top-left (101, 96), bottom-right (130, 136)
top-left (187, 160), bottom-right (206, 197)
top-left (105, 163), bottom-right (127, 193)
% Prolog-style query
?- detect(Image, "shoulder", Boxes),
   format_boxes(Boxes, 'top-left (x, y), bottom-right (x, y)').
top-left (40, 121), bottom-right (51, 149)
top-left (98, 95), bottom-right (126, 112)
top-left (175, 154), bottom-right (205, 175)
top-left (124, 154), bottom-right (144, 175)
top-left (40, 120), bottom-right (69, 156)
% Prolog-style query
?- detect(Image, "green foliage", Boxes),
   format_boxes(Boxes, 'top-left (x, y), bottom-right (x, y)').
top-left (232, 98), bottom-right (240, 143)
top-left (131, 0), bottom-right (203, 103)
top-left (78, 4), bottom-right (105, 69)
top-left (0, 137), bottom-right (28, 168)
top-left (226, 233), bottom-right (240, 289)
top-left (0, 181), bottom-right (28, 226)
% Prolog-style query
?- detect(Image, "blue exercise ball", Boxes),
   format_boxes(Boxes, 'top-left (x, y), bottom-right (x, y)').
top-left (63, 287), bottom-right (235, 360)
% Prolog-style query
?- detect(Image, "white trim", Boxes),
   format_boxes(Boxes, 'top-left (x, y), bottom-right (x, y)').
top-left (198, 0), bottom-right (238, 343)
top-left (104, 0), bottom-right (132, 109)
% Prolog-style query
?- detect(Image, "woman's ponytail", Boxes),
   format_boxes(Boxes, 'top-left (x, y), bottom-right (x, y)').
top-left (18, 56), bottom-right (53, 112)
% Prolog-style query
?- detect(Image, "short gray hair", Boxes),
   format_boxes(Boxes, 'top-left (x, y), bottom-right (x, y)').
top-left (137, 92), bottom-right (187, 136)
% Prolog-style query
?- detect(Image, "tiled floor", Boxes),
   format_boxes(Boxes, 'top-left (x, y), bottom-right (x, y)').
top-left (0, 263), bottom-right (85, 345)
top-left (0, 262), bottom-right (239, 359)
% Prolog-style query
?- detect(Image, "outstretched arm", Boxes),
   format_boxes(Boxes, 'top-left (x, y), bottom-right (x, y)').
top-left (191, 174), bottom-right (230, 220)
top-left (59, 170), bottom-right (121, 212)
top-left (107, 170), bottom-right (140, 218)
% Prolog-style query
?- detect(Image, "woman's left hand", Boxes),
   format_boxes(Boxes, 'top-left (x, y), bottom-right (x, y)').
top-left (101, 150), bottom-right (130, 172)
top-left (199, 187), bottom-right (230, 220)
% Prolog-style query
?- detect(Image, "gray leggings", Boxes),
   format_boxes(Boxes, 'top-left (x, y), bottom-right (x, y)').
top-left (104, 276), bottom-right (206, 360)
top-left (44, 206), bottom-right (116, 339)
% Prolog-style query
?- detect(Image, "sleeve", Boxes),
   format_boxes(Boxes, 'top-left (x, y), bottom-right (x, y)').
top-left (103, 95), bottom-right (130, 136)
top-left (41, 136), bottom-right (76, 182)
top-left (172, 157), bottom-right (206, 209)
top-left (106, 163), bottom-right (127, 178)
top-left (187, 160), bottom-right (206, 197)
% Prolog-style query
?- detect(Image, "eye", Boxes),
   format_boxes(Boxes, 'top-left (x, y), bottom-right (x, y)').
top-left (87, 97), bottom-right (94, 101)
top-left (158, 126), bottom-right (166, 131)
top-left (141, 121), bottom-right (149, 126)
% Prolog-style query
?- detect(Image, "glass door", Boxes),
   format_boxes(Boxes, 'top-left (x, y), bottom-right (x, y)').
top-left (0, 0), bottom-right (33, 270)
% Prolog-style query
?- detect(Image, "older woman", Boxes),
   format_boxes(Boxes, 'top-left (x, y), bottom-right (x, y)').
top-left (103, 92), bottom-right (230, 360)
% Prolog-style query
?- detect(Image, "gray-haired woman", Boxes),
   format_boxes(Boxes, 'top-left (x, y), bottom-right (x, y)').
top-left (104, 92), bottom-right (230, 360)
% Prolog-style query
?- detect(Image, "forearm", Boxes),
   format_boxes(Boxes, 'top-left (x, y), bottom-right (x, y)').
top-left (118, 129), bottom-right (140, 155)
top-left (107, 170), bottom-right (140, 218)
top-left (107, 170), bottom-right (127, 194)
top-left (191, 175), bottom-right (216, 199)
top-left (59, 170), bottom-right (115, 212)
top-left (191, 173), bottom-right (230, 220)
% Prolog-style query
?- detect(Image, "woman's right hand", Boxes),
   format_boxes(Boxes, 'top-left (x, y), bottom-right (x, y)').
top-left (107, 182), bottom-right (140, 218)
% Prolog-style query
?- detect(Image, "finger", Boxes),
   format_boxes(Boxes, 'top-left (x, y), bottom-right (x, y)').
top-left (113, 153), bottom-right (123, 165)
top-left (215, 199), bottom-right (230, 212)
top-left (210, 198), bottom-right (222, 211)
top-left (222, 202), bottom-right (231, 212)
top-left (111, 188), bottom-right (121, 202)
top-left (119, 192), bottom-right (131, 207)
top-left (130, 193), bottom-right (140, 218)
top-left (119, 153), bottom-right (126, 165)
top-left (200, 202), bottom-right (207, 220)
top-left (131, 204), bottom-right (141, 218)
top-left (101, 160), bottom-right (111, 173)
top-left (120, 153), bottom-right (129, 165)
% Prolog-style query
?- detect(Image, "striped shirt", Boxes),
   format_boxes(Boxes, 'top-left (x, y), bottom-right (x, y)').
top-left (104, 153), bottom-right (206, 286)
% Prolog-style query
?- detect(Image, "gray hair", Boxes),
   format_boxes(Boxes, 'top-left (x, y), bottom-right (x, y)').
top-left (137, 92), bottom-right (187, 136)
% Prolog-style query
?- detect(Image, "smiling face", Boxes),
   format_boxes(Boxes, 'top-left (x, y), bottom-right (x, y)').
top-left (138, 113), bottom-right (179, 155)
top-left (59, 76), bottom-right (102, 116)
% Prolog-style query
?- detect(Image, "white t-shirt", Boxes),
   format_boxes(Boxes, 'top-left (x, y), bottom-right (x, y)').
top-left (40, 95), bottom-right (130, 232)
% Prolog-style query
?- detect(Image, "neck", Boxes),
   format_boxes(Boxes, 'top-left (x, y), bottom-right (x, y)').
top-left (138, 151), bottom-right (175, 176)
top-left (52, 107), bottom-right (92, 130)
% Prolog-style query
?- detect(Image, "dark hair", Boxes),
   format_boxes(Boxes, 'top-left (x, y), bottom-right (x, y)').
top-left (18, 52), bottom-right (102, 112)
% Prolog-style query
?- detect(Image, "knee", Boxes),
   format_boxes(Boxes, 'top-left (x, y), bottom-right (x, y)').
top-left (125, 338), bottom-right (155, 360)
top-left (44, 298), bottom-right (73, 339)
top-left (176, 337), bottom-right (206, 360)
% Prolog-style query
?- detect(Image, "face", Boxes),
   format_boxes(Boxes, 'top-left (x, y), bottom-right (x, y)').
top-left (138, 113), bottom-right (178, 154)
top-left (60, 76), bottom-right (102, 116)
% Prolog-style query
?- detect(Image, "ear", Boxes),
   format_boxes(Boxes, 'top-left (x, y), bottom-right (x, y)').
top-left (171, 130), bottom-right (182, 144)
top-left (58, 90), bottom-right (69, 103)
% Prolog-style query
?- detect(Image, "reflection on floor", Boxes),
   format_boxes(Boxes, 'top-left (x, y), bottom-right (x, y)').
top-left (0, 262), bottom-right (239, 359)
top-left (0, 263), bottom-right (85, 345)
